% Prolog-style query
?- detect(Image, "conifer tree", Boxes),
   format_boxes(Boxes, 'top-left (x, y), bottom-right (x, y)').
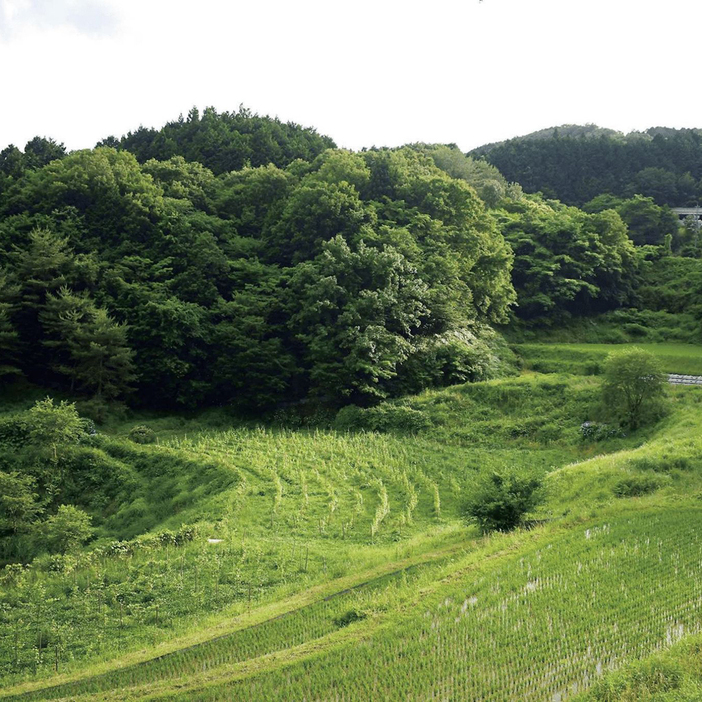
top-left (40, 288), bottom-right (134, 400)
top-left (11, 228), bottom-right (73, 310)
top-left (70, 308), bottom-right (134, 401)
top-left (41, 287), bottom-right (94, 390)
top-left (8, 229), bottom-right (75, 381)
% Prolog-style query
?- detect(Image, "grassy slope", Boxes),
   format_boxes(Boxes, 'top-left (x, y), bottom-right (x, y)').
top-left (2, 374), bottom-right (702, 700)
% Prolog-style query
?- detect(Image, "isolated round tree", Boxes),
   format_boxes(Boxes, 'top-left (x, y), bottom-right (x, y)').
top-left (602, 348), bottom-right (665, 429)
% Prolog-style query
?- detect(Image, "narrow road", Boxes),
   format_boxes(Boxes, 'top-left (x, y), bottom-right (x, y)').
top-left (668, 374), bottom-right (702, 385)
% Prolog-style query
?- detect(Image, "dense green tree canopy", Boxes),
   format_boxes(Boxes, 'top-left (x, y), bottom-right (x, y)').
top-left (496, 196), bottom-right (637, 319)
top-left (583, 194), bottom-right (679, 248)
top-left (3, 112), bottom-right (663, 410)
top-left (0, 140), bottom-right (518, 410)
top-left (100, 106), bottom-right (336, 175)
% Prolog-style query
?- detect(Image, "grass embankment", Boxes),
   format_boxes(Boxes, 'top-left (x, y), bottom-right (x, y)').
top-left (516, 342), bottom-right (702, 376)
top-left (504, 310), bottom-right (701, 346)
top-left (3, 375), bottom-right (702, 700)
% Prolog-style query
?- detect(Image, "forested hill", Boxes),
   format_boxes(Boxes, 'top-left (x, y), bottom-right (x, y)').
top-left (97, 106), bottom-right (337, 174)
top-left (472, 124), bottom-right (620, 152)
top-left (0, 135), bottom-right (521, 414)
top-left (0, 111), bottom-right (678, 419)
top-left (470, 125), bottom-right (702, 207)
top-left (0, 107), bottom-right (336, 182)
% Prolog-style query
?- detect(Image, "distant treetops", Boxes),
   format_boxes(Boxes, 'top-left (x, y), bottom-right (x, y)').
top-left (471, 125), bottom-right (702, 208)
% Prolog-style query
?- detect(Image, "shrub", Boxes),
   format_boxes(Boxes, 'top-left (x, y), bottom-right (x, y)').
top-left (580, 421), bottom-right (624, 441)
top-left (128, 425), bottom-right (157, 444)
top-left (334, 404), bottom-right (432, 433)
top-left (622, 322), bottom-right (649, 338)
top-left (334, 609), bottom-right (367, 628)
top-left (79, 418), bottom-right (98, 437)
top-left (42, 505), bottom-right (94, 554)
top-left (461, 469), bottom-right (543, 534)
top-left (27, 398), bottom-right (83, 451)
top-left (613, 473), bottom-right (668, 498)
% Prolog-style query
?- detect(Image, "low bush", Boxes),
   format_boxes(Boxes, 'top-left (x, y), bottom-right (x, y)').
top-left (334, 404), bottom-right (432, 433)
top-left (333, 609), bottom-right (367, 628)
top-left (613, 473), bottom-right (668, 498)
top-left (128, 425), bottom-right (157, 444)
top-left (580, 421), bottom-right (624, 441)
top-left (461, 469), bottom-right (543, 534)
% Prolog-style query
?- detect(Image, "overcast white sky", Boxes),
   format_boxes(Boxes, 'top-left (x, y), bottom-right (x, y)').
top-left (1, 0), bottom-right (700, 154)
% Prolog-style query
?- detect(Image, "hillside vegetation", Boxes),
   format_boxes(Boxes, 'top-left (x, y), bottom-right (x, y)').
top-left (3, 112), bottom-right (702, 701)
top-left (0, 130), bottom-right (516, 413)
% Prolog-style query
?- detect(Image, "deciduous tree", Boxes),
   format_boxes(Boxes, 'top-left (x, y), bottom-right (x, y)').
top-left (602, 348), bottom-right (666, 428)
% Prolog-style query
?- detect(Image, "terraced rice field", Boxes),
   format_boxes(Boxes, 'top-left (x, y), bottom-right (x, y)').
top-left (144, 508), bottom-right (702, 702)
top-left (3, 375), bottom-right (702, 701)
top-left (516, 343), bottom-right (702, 376)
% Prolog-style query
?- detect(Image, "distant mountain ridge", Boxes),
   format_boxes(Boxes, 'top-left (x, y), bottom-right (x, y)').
top-left (471, 124), bottom-right (622, 156)
top-left (472, 124), bottom-right (702, 156)
top-left (470, 124), bottom-right (702, 206)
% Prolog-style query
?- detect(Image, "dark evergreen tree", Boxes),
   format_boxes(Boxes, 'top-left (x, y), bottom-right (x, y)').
top-left (22, 137), bottom-right (66, 170)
